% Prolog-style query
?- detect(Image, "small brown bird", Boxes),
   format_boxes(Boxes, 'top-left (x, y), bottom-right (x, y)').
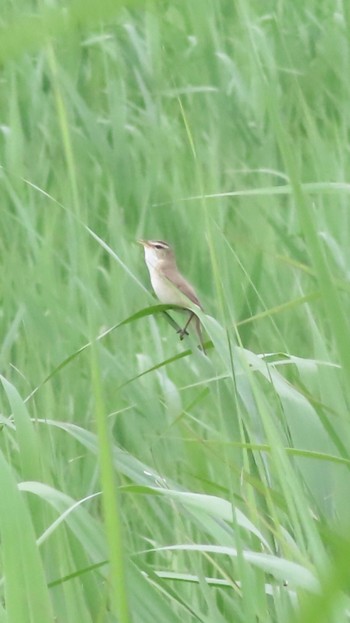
top-left (138, 239), bottom-right (205, 352)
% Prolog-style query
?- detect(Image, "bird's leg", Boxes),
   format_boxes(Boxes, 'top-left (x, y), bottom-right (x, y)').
top-left (177, 311), bottom-right (195, 340)
top-left (177, 313), bottom-right (207, 354)
top-left (194, 315), bottom-right (206, 355)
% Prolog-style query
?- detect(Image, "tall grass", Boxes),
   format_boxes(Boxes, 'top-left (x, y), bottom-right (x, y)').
top-left (1, 1), bottom-right (350, 621)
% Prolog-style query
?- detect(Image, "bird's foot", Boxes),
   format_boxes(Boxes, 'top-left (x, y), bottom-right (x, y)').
top-left (177, 328), bottom-right (189, 340)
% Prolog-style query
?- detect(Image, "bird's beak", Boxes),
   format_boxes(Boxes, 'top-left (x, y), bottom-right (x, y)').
top-left (137, 239), bottom-right (149, 247)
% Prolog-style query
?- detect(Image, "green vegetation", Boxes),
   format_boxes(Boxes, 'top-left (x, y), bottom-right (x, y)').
top-left (1, 1), bottom-right (350, 621)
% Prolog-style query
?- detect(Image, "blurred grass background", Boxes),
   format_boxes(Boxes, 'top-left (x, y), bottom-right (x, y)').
top-left (1, 0), bottom-right (350, 621)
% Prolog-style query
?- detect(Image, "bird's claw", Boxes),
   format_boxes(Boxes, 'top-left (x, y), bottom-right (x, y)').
top-left (177, 328), bottom-right (189, 340)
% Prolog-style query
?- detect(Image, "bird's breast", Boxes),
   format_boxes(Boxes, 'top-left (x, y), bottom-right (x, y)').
top-left (149, 269), bottom-right (183, 305)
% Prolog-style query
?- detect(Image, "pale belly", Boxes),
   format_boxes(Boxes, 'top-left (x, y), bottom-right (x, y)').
top-left (150, 272), bottom-right (184, 306)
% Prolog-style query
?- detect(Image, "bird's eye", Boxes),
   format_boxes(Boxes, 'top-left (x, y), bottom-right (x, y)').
top-left (155, 245), bottom-right (163, 249)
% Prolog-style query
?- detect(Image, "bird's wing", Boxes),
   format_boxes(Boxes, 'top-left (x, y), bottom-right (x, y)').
top-left (165, 267), bottom-right (202, 309)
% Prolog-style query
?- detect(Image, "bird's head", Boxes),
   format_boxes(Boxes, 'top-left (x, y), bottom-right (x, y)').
top-left (138, 239), bottom-right (175, 266)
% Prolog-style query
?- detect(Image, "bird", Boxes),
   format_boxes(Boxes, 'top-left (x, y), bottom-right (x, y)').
top-left (138, 239), bottom-right (205, 353)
